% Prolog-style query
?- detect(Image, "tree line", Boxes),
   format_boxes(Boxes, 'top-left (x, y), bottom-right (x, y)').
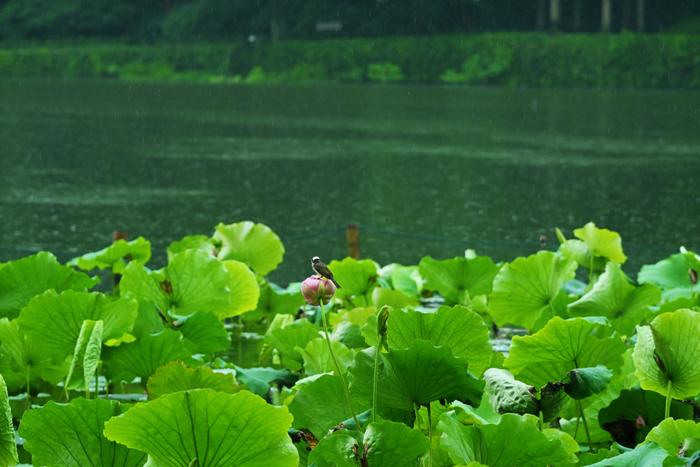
top-left (0, 0), bottom-right (697, 41)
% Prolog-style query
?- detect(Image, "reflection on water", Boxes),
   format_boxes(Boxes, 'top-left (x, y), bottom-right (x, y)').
top-left (1, 80), bottom-right (699, 282)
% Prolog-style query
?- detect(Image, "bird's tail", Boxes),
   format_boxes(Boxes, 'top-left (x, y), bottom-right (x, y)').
top-left (331, 278), bottom-right (341, 288)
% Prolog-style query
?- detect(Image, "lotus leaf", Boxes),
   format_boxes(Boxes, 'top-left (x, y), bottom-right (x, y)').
top-left (419, 256), bottom-right (499, 304)
top-left (505, 317), bottom-right (625, 387)
top-left (0, 375), bottom-right (18, 466)
top-left (69, 237), bottom-right (151, 274)
top-left (633, 309), bottom-right (700, 399)
top-left (309, 420), bottom-right (429, 467)
top-left (19, 398), bottom-right (146, 466)
top-left (177, 311), bottom-right (230, 354)
top-left (489, 251), bottom-right (576, 329)
top-left (147, 361), bottom-right (238, 399)
top-left (568, 262), bottom-right (660, 335)
top-left (213, 221), bottom-right (285, 276)
top-left (438, 412), bottom-right (578, 466)
top-left (103, 389), bottom-right (298, 467)
top-left (289, 373), bottom-right (369, 439)
top-left (349, 340), bottom-right (483, 411)
top-left (65, 319), bottom-right (103, 391)
top-left (574, 222), bottom-right (627, 265)
top-left (0, 252), bottom-right (98, 319)
top-left (18, 290), bottom-right (137, 359)
top-left (104, 329), bottom-right (190, 383)
top-left (388, 305), bottom-right (492, 376)
top-left (645, 418), bottom-right (700, 457)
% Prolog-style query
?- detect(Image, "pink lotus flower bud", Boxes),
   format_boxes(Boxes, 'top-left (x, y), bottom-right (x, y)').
top-left (301, 275), bottom-right (336, 306)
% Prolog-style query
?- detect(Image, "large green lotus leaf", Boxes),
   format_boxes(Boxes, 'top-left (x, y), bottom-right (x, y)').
top-left (599, 388), bottom-right (694, 447)
top-left (328, 258), bottom-right (378, 298)
top-left (558, 238), bottom-right (608, 274)
top-left (253, 281), bottom-right (304, 318)
top-left (387, 305), bottom-right (492, 376)
top-left (489, 251), bottom-right (577, 329)
top-left (265, 315), bottom-right (319, 372)
top-left (307, 431), bottom-right (360, 467)
top-left (638, 250), bottom-right (700, 300)
top-left (216, 260), bottom-right (260, 318)
top-left (65, 319), bottom-right (103, 391)
top-left (147, 361), bottom-right (238, 399)
top-left (121, 250), bottom-right (232, 317)
top-left (131, 301), bottom-right (166, 339)
top-left (419, 256), bottom-right (499, 304)
top-left (167, 234), bottom-right (216, 259)
top-left (371, 287), bottom-right (418, 309)
top-left (578, 447), bottom-right (622, 465)
top-left (213, 221), bottom-right (285, 276)
top-left (309, 420), bottom-right (429, 467)
top-left (176, 311), bottom-right (230, 355)
top-left (69, 237), bottom-right (151, 274)
top-left (0, 375), bottom-right (18, 466)
top-left (104, 329), bottom-right (191, 383)
top-left (574, 222), bottom-right (627, 264)
top-left (505, 317), bottom-right (625, 387)
top-left (0, 318), bottom-right (65, 390)
top-left (0, 252), bottom-right (98, 319)
top-left (18, 290), bottom-right (137, 360)
top-left (289, 374), bottom-right (369, 439)
top-left (299, 337), bottom-right (353, 376)
top-left (645, 418), bottom-right (700, 456)
top-left (633, 309), bottom-right (700, 399)
top-left (349, 341), bottom-right (483, 411)
top-left (363, 421), bottom-right (429, 466)
top-left (438, 413), bottom-right (577, 466)
top-left (568, 262), bottom-right (660, 335)
top-left (379, 264), bottom-right (423, 297)
top-left (166, 249), bottom-right (232, 315)
top-left (119, 262), bottom-right (169, 313)
top-left (585, 442), bottom-right (673, 466)
top-left (331, 307), bottom-right (375, 349)
top-left (233, 366), bottom-right (292, 396)
top-left (19, 398), bottom-right (146, 467)
top-left (104, 389), bottom-right (298, 467)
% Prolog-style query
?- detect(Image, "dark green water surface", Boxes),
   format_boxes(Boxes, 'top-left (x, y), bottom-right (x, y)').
top-left (1, 80), bottom-right (699, 282)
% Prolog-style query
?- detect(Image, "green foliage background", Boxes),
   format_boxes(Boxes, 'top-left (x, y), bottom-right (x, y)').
top-left (1, 32), bottom-right (699, 88)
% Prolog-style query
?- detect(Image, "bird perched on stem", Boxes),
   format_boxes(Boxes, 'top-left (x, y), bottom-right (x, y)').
top-left (311, 256), bottom-right (341, 288)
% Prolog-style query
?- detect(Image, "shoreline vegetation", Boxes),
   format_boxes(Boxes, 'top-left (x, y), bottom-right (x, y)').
top-left (1, 32), bottom-right (699, 89)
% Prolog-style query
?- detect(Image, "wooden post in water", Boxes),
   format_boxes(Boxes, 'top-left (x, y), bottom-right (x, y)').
top-left (601, 0), bottom-right (613, 32)
top-left (549, 0), bottom-right (561, 32)
top-left (636, 0), bottom-right (645, 31)
top-left (346, 224), bottom-right (360, 259)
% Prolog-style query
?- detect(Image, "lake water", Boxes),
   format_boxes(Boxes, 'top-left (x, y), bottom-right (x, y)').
top-left (1, 79), bottom-right (699, 283)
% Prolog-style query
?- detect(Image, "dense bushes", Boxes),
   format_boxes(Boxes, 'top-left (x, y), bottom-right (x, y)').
top-left (1, 32), bottom-right (699, 89)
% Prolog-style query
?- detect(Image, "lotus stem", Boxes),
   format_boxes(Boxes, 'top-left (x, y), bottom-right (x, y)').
top-left (26, 366), bottom-right (32, 409)
top-left (577, 399), bottom-right (592, 451)
top-left (427, 403), bottom-right (433, 467)
top-left (664, 380), bottom-right (672, 419)
top-left (372, 339), bottom-right (381, 423)
top-left (319, 298), bottom-right (360, 430)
